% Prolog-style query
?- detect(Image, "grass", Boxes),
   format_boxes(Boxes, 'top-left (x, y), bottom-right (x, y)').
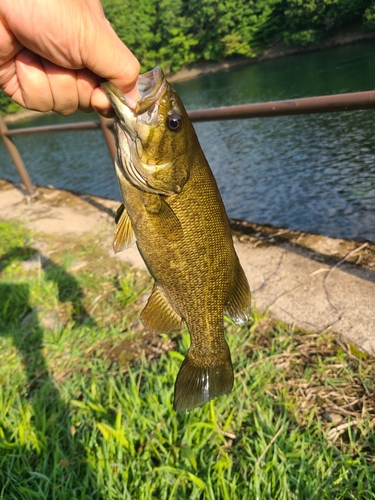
top-left (0, 218), bottom-right (375, 499)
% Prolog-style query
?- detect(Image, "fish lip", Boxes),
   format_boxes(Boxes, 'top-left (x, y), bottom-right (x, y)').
top-left (100, 79), bottom-right (136, 111)
top-left (100, 67), bottom-right (166, 114)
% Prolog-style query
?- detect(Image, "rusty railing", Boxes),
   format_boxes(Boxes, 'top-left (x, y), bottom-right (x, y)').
top-left (1, 89), bottom-right (375, 196)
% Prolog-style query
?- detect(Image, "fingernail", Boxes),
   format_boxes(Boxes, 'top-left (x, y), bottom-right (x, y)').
top-left (126, 85), bottom-right (140, 104)
top-left (17, 49), bottom-right (38, 64)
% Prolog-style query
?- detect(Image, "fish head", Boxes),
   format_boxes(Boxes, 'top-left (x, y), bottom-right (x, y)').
top-left (101, 67), bottom-right (196, 196)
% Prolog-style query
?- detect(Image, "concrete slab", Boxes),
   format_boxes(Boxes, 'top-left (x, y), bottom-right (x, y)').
top-left (235, 241), bottom-right (375, 354)
top-left (1, 181), bottom-right (374, 355)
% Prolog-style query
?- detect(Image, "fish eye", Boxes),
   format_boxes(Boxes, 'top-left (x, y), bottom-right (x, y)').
top-left (167, 114), bottom-right (183, 132)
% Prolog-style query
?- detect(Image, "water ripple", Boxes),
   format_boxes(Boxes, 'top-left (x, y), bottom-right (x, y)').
top-left (1, 42), bottom-right (375, 241)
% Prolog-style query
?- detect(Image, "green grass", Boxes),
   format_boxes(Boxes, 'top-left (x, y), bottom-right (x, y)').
top-left (0, 218), bottom-right (375, 499)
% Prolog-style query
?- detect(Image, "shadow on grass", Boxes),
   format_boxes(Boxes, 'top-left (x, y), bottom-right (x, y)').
top-left (0, 247), bottom-right (102, 499)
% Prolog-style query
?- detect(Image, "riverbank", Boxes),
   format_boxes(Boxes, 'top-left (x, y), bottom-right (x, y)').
top-left (4, 109), bottom-right (48, 124)
top-left (168, 24), bottom-right (375, 82)
top-left (4, 24), bottom-right (375, 124)
top-left (162, 26), bottom-right (375, 82)
top-left (1, 178), bottom-right (375, 356)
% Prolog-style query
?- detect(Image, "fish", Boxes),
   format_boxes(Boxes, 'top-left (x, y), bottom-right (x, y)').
top-left (101, 67), bottom-right (251, 412)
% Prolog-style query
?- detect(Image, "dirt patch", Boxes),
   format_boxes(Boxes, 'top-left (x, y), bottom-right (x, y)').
top-left (0, 181), bottom-right (119, 237)
top-left (243, 317), bottom-right (375, 435)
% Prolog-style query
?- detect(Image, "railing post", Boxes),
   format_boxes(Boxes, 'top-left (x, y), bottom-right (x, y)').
top-left (0, 114), bottom-right (35, 196)
top-left (98, 114), bottom-right (116, 162)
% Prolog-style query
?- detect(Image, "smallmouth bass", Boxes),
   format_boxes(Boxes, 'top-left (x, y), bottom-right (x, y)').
top-left (101, 67), bottom-right (251, 412)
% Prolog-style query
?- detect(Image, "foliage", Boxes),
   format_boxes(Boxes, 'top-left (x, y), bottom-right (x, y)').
top-left (100, 0), bottom-right (375, 71)
top-left (153, 0), bottom-right (199, 73)
top-left (103, 0), bottom-right (158, 70)
top-left (0, 90), bottom-right (13, 116)
top-left (363, 0), bottom-right (375, 29)
top-left (1, 1), bottom-right (375, 114)
top-left (281, 0), bottom-right (373, 46)
top-left (181, 0), bottom-right (281, 61)
top-left (1, 217), bottom-right (375, 498)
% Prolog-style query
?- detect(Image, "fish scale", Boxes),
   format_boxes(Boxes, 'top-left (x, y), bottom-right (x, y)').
top-left (101, 67), bottom-right (251, 412)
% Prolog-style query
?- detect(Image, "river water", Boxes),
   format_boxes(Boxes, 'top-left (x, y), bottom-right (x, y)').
top-left (1, 41), bottom-right (375, 241)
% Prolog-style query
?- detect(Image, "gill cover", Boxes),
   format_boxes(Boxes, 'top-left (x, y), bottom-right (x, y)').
top-left (101, 67), bottom-right (191, 196)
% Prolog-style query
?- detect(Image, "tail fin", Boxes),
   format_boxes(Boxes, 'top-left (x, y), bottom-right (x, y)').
top-left (173, 347), bottom-right (234, 413)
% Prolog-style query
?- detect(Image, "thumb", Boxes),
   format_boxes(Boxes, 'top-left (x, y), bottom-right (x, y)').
top-left (79, 12), bottom-right (140, 113)
top-left (81, 17), bottom-right (140, 93)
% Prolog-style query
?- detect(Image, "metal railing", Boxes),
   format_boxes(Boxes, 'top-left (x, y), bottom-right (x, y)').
top-left (1, 89), bottom-right (375, 196)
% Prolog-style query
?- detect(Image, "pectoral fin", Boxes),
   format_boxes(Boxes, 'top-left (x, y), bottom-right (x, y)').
top-left (113, 204), bottom-right (136, 254)
top-left (224, 257), bottom-right (251, 325)
top-left (158, 199), bottom-right (183, 238)
top-left (143, 195), bottom-right (183, 240)
top-left (115, 203), bottom-right (125, 224)
top-left (141, 284), bottom-right (183, 334)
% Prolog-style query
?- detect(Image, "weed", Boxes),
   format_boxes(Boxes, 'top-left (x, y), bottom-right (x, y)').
top-left (0, 219), bottom-right (374, 499)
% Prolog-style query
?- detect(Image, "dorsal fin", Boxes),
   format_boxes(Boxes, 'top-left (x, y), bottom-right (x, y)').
top-left (141, 284), bottom-right (183, 334)
top-left (224, 257), bottom-right (251, 325)
top-left (113, 204), bottom-right (136, 254)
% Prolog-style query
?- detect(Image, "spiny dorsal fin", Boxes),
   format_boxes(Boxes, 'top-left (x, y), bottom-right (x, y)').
top-left (224, 257), bottom-right (251, 325)
top-left (113, 204), bottom-right (136, 254)
top-left (173, 344), bottom-right (234, 413)
top-left (141, 284), bottom-right (183, 335)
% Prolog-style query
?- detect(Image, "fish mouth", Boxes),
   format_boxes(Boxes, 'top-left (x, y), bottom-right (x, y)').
top-left (101, 67), bottom-right (176, 196)
top-left (100, 66), bottom-right (166, 115)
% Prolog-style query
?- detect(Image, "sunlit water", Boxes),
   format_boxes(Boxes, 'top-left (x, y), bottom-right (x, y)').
top-left (1, 41), bottom-right (375, 241)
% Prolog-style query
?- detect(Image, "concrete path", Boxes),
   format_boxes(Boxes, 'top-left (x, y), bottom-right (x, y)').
top-left (1, 181), bottom-right (374, 355)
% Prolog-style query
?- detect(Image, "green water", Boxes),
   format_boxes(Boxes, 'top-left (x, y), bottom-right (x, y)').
top-left (1, 41), bottom-right (375, 241)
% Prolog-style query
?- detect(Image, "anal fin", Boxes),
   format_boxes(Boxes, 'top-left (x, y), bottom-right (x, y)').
top-left (225, 257), bottom-right (251, 325)
top-left (141, 284), bottom-right (182, 335)
top-left (113, 204), bottom-right (136, 254)
top-left (173, 344), bottom-right (234, 413)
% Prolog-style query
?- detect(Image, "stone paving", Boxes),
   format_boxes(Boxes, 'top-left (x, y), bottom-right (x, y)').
top-left (1, 181), bottom-right (374, 355)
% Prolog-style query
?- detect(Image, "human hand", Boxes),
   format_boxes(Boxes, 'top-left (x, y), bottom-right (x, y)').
top-left (0, 0), bottom-right (140, 116)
